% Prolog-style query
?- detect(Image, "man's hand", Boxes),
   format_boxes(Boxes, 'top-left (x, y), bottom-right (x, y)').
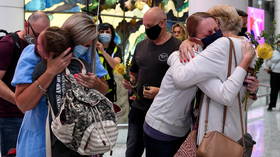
top-left (143, 86), bottom-right (159, 99)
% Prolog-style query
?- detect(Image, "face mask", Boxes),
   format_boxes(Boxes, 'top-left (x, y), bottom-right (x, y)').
top-left (98, 33), bottom-right (112, 44)
top-left (145, 24), bottom-right (161, 40)
top-left (201, 29), bottom-right (223, 49)
top-left (24, 34), bottom-right (36, 44)
top-left (73, 45), bottom-right (89, 58)
top-left (238, 27), bottom-right (247, 36)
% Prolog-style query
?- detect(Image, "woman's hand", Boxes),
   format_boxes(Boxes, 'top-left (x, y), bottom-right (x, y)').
top-left (244, 75), bottom-right (259, 100)
top-left (96, 41), bottom-right (105, 53)
top-left (75, 72), bottom-right (100, 89)
top-left (46, 48), bottom-right (72, 76)
top-left (179, 39), bottom-right (198, 62)
top-left (75, 72), bottom-right (109, 94)
top-left (239, 41), bottom-right (256, 70)
top-left (244, 76), bottom-right (259, 93)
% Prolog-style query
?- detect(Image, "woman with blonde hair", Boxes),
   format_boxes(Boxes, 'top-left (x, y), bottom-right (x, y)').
top-left (144, 10), bottom-right (257, 156)
top-left (13, 13), bottom-right (109, 157)
top-left (171, 23), bottom-right (187, 41)
top-left (177, 5), bottom-right (258, 144)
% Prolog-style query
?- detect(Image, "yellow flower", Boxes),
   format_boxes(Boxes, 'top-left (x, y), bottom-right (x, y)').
top-left (114, 63), bottom-right (126, 75)
top-left (256, 43), bottom-right (273, 59)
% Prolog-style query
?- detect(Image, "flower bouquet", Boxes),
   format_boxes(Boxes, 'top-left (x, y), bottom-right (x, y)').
top-left (114, 52), bottom-right (139, 100)
top-left (243, 42), bottom-right (273, 110)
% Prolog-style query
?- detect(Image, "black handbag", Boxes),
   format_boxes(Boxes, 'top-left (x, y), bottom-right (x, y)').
top-left (238, 133), bottom-right (256, 157)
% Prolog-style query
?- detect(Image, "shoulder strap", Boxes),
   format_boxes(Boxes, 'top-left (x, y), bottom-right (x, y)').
top-left (204, 37), bottom-right (236, 134)
top-left (221, 37), bottom-right (235, 133)
top-left (10, 33), bottom-right (21, 50)
top-left (65, 58), bottom-right (87, 75)
top-left (0, 29), bottom-right (8, 35)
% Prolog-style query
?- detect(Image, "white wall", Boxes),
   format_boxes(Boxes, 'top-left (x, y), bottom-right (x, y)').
top-left (189, 0), bottom-right (248, 15)
top-left (0, 0), bottom-right (24, 32)
top-left (275, 0), bottom-right (280, 35)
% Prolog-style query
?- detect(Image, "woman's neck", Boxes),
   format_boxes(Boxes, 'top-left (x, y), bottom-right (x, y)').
top-left (103, 43), bottom-right (109, 49)
top-left (223, 32), bottom-right (242, 39)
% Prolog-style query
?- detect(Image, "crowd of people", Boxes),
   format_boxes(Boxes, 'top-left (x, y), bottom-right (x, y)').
top-left (0, 3), bottom-right (278, 157)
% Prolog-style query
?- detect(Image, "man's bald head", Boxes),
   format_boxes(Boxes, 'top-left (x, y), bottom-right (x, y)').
top-left (24, 11), bottom-right (50, 43)
top-left (143, 7), bottom-right (166, 27)
top-left (28, 11), bottom-right (50, 24)
top-left (143, 7), bottom-right (169, 41)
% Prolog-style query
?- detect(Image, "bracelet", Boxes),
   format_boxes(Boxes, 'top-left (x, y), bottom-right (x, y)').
top-left (36, 80), bottom-right (47, 93)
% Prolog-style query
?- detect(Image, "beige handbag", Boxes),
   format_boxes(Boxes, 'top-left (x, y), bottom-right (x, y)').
top-left (197, 38), bottom-right (246, 157)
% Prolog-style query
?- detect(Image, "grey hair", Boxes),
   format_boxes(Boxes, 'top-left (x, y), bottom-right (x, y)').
top-left (28, 11), bottom-right (49, 24)
top-left (208, 5), bottom-right (242, 35)
top-left (62, 13), bottom-right (98, 45)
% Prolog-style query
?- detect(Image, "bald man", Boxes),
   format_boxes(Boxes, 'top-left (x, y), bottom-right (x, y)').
top-left (123, 7), bottom-right (181, 157)
top-left (0, 11), bottom-right (49, 155)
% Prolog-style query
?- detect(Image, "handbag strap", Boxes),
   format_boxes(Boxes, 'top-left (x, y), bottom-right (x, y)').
top-left (228, 38), bottom-right (246, 148)
top-left (65, 57), bottom-right (87, 75)
top-left (221, 37), bottom-right (235, 133)
top-left (204, 37), bottom-right (236, 134)
top-left (193, 89), bottom-right (204, 130)
top-left (238, 93), bottom-right (246, 147)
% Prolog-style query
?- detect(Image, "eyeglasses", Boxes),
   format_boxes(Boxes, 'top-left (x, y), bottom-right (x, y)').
top-left (27, 21), bottom-right (40, 38)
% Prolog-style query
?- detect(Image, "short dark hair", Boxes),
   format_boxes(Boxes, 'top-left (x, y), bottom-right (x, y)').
top-left (236, 9), bottom-right (248, 17)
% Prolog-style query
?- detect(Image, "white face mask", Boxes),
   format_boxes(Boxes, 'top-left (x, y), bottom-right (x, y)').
top-left (73, 45), bottom-right (89, 57)
top-left (98, 33), bottom-right (112, 44)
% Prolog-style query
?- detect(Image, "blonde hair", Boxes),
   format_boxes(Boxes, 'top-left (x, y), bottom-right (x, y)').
top-left (62, 13), bottom-right (97, 45)
top-left (208, 5), bottom-right (242, 35)
top-left (172, 23), bottom-right (187, 38)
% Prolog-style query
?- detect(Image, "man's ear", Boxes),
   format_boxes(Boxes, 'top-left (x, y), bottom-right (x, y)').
top-left (24, 20), bottom-right (29, 31)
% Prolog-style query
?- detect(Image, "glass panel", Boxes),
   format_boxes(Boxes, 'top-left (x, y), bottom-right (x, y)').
top-left (24, 0), bottom-right (189, 124)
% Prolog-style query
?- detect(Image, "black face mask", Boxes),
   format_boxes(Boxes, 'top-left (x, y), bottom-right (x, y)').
top-left (145, 24), bottom-right (161, 40)
top-left (201, 29), bottom-right (223, 49)
top-left (238, 27), bottom-right (247, 36)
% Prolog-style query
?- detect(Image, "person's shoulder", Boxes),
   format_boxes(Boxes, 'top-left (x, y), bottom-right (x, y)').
top-left (0, 35), bottom-right (14, 47)
top-left (213, 37), bottom-right (230, 44)
top-left (208, 37), bottom-right (231, 49)
top-left (20, 44), bottom-right (40, 63)
top-left (21, 44), bottom-right (36, 57)
top-left (167, 36), bottom-right (181, 48)
top-left (137, 38), bottom-right (149, 45)
top-left (134, 39), bottom-right (149, 52)
top-left (167, 51), bottom-right (180, 66)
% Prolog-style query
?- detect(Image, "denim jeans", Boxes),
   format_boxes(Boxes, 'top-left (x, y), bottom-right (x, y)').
top-left (144, 132), bottom-right (186, 157)
top-left (0, 118), bottom-right (22, 155)
top-left (125, 107), bottom-right (146, 157)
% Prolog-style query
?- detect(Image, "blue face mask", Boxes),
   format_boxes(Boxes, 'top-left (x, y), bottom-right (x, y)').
top-left (73, 45), bottom-right (89, 58)
top-left (98, 33), bottom-right (112, 44)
